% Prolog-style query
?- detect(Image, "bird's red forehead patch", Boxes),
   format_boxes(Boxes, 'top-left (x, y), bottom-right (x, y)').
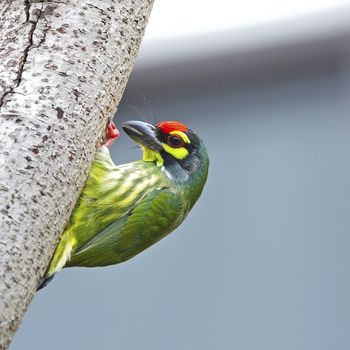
top-left (157, 121), bottom-right (188, 134)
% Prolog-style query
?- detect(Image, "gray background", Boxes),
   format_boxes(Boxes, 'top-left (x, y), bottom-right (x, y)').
top-left (12, 11), bottom-right (350, 350)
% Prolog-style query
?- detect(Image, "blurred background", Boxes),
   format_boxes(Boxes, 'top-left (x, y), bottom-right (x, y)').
top-left (12, 1), bottom-right (350, 349)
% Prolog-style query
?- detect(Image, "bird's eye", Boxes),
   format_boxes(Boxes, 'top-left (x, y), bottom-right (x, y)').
top-left (166, 135), bottom-right (185, 148)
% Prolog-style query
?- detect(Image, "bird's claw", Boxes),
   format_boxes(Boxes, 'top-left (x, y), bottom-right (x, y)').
top-left (103, 122), bottom-right (120, 147)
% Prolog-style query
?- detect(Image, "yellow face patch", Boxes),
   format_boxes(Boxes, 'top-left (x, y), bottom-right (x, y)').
top-left (142, 129), bottom-right (191, 164)
top-left (162, 130), bottom-right (191, 160)
top-left (162, 143), bottom-right (189, 159)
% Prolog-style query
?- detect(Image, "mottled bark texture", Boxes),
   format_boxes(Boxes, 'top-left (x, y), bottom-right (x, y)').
top-left (0, 0), bottom-right (154, 348)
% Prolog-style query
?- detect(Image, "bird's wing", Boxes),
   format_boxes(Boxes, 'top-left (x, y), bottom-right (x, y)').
top-left (67, 188), bottom-right (184, 267)
top-left (66, 149), bottom-right (163, 251)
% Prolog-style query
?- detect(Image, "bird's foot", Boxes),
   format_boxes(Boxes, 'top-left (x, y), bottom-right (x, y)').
top-left (103, 122), bottom-right (120, 147)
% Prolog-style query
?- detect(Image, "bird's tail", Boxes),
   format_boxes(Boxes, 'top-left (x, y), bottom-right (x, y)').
top-left (37, 274), bottom-right (55, 291)
top-left (36, 231), bottom-right (76, 291)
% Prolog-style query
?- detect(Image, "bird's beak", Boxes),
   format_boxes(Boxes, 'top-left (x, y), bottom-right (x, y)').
top-left (122, 121), bottom-right (162, 151)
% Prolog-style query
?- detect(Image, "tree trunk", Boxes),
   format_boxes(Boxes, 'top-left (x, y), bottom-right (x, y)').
top-left (0, 0), bottom-right (154, 348)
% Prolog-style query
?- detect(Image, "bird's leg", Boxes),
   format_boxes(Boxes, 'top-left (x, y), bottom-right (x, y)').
top-left (103, 122), bottom-right (120, 147)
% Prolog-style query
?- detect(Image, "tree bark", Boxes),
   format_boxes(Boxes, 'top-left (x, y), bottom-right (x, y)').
top-left (0, 0), bottom-right (154, 348)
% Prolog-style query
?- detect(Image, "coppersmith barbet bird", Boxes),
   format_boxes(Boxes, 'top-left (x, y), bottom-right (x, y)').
top-left (39, 120), bottom-right (209, 289)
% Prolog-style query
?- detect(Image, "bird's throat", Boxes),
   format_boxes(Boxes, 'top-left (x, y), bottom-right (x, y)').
top-left (142, 146), bottom-right (164, 167)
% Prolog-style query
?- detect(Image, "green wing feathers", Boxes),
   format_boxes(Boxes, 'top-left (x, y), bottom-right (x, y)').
top-left (67, 189), bottom-right (183, 267)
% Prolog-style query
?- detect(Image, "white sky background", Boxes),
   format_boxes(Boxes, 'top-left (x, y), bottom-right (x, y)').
top-left (145, 0), bottom-right (350, 41)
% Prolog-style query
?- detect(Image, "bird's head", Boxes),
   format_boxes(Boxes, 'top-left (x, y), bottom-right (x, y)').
top-left (122, 120), bottom-right (209, 183)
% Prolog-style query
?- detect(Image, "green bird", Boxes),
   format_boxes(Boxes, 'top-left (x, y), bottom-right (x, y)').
top-left (39, 120), bottom-right (209, 289)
